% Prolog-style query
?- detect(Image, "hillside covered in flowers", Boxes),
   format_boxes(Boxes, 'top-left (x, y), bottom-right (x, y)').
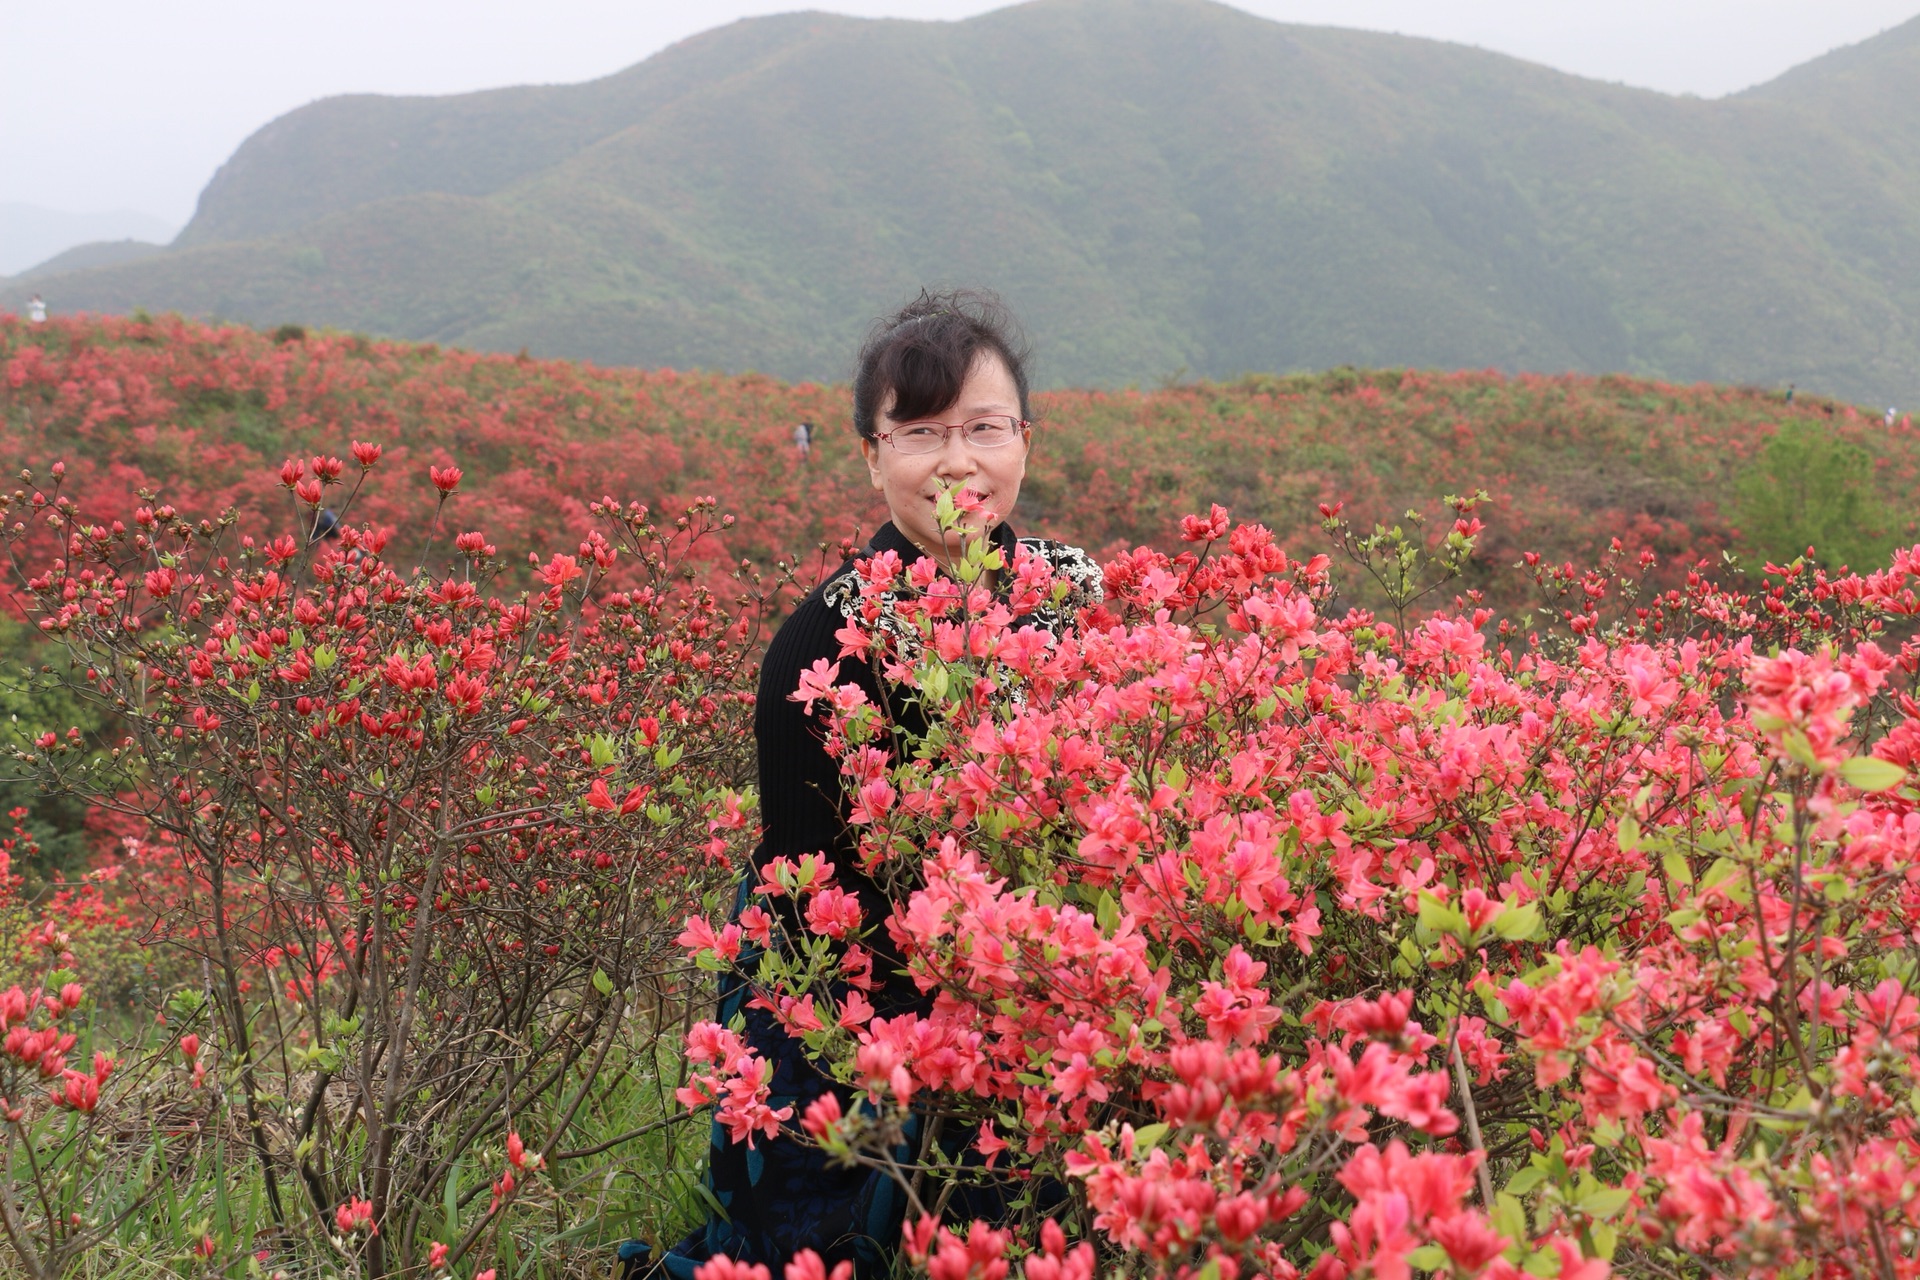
top-left (7, 314), bottom-right (1920, 1278)
top-left (4, 314), bottom-right (1915, 620)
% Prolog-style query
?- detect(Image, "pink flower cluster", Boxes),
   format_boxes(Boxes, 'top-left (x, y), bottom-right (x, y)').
top-left (0, 983), bottom-right (107, 1115)
top-left (677, 1021), bottom-right (793, 1148)
top-left (674, 515), bottom-right (1920, 1278)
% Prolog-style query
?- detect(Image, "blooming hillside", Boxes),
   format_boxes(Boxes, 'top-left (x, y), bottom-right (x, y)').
top-left (4, 449), bottom-right (1920, 1277)
top-left (7, 315), bottom-right (1920, 1276)
top-left (4, 314), bottom-right (1915, 619)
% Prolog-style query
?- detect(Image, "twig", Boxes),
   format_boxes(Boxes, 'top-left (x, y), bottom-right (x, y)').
top-left (1450, 1033), bottom-right (1496, 1209)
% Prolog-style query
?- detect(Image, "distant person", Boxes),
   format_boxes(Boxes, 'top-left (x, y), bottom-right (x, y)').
top-left (1888, 407), bottom-right (1899, 427)
top-left (1786, 383), bottom-right (1796, 404)
top-left (793, 420), bottom-right (815, 460)
top-left (309, 508), bottom-right (341, 546)
top-left (27, 294), bottom-right (46, 324)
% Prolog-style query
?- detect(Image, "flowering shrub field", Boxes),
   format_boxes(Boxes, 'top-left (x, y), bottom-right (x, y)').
top-left (671, 502), bottom-right (1920, 1280)
top-left (5, 313), bottom-right (1920, 1278)
top-left (5, 313), bottom-right (1917, 615)
top-left (0, 455), bottom-right (782, 1277)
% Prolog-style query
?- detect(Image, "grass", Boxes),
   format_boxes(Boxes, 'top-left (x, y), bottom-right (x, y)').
top-left (16, 996), bottom-right (711, 1279)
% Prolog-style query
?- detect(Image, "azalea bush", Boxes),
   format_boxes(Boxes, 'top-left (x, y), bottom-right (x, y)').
top-left (0, 454), bottom-right (772, 1277)
top-left (677, 499), bottom-right (1920, 1280)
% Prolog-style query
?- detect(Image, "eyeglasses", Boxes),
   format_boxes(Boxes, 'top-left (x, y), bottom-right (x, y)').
top-left (875, 415), bottom-right (1029, 455)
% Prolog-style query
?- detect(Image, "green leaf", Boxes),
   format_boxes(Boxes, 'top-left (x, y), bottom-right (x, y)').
top-left (1522, 1247), bottom-right (1560, 1277)
top-left (1492, 1192), bottom-right (1527, 1244)
top-left (591, 968), bottom-right (614, 997)
top-left (1130, 1122), bottom-right (1168, 1152)
top-left (1405, 1245), bottom-right (1448, 1271)
top-left (1416, 892), bottom-right (1467, 939)
top-left (1505, 1166), bottom-right (1547, 1195)
top-left (1840, 755), bottom-right (1906, 792)
top-left (1661, 850), bottom-right (1693, 888)
top-left (1574, 1186), bottom-right (1632, 1219)
top-left (690, 1177), bottom-right (730, 1222)
top-left (1492, 901), bottom-right (1542, 941)
top-left (1699, 857), bottom-right (1739, 891)
top-left (444, 1155), bottom-right (462, 1237)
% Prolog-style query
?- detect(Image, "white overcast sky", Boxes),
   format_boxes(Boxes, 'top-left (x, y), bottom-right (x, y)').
top-left (9, 0), bottom-right (1919, 229)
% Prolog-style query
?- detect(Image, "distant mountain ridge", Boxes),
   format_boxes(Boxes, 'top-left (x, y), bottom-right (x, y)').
top-left (7, 0), bottom-right (1920, 403)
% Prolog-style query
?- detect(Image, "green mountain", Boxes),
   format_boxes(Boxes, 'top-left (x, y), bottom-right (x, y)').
top-left (7, 0), bottom-right (1920, 403)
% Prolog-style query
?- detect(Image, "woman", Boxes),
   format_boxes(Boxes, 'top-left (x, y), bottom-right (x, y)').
top-left (631, 290), bottom-right (1101, 1279)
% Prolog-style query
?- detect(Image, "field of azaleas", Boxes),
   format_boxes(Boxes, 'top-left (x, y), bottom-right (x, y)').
top-left (3, 312), bottom-right (1920, 1280)
top-left (5, 313), bottom-right (1918, 612)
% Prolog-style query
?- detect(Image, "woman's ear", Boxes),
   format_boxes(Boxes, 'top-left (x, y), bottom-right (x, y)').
top-left (859, 437), bottom-right (884, 490)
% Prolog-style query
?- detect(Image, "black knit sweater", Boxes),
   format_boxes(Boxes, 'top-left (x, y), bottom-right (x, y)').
top-left (748, 518), bottom-right (1101, 1004)
top-left (751, 518), bottom-right (934, 869)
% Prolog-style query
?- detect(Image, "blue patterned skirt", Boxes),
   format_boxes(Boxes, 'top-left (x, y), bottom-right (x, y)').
top-left (622, 887), bottom-right (912, 1280)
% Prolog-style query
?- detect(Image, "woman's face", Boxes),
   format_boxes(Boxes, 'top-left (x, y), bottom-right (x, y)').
top-left (860, 353), bottom-right (1030, 559)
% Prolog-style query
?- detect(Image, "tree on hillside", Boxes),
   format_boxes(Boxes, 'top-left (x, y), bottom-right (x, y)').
top-left (1733, 417), bottom-right (1898, 571)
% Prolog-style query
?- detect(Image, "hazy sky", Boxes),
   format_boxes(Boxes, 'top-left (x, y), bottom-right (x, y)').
top-left (10, 0), bottom-right (1918, 230)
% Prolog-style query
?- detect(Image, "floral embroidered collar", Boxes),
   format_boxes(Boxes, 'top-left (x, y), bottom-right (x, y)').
top-left (821, 520), bottom-right (1104, 665)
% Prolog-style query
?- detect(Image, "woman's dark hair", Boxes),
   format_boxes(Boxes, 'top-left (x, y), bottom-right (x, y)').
top-left (851, 288), bottom-right (1032, 440)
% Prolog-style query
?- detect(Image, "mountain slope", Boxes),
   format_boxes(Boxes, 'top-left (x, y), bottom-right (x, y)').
top-left (170, 13), bottom-right (835, 248)
top-left (9, 0), bottom-right (1920, 402)
top-left (11, 240), bottom-right (165, 281)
